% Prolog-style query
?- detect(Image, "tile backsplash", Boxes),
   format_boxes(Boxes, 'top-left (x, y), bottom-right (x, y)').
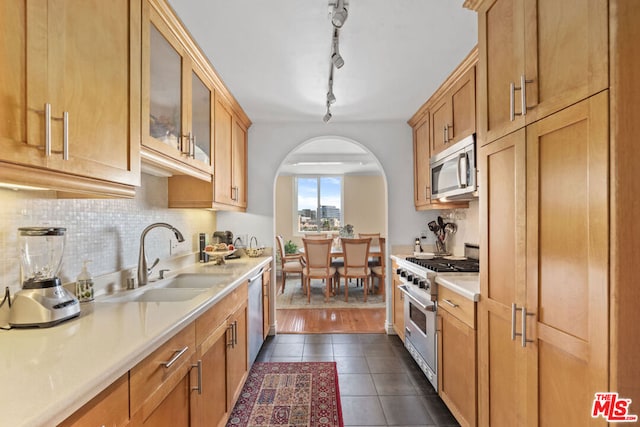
top-left (0, 174), bottom-right (216, 292)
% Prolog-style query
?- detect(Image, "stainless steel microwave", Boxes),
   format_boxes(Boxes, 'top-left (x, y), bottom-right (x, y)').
top-left (429, 134), bottom-right (477, 201)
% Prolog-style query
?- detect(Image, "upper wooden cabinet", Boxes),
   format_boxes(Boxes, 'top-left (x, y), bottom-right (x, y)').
top-left (0, 0), bottom-right (141, 197)
top-left (141, 0), bottom-right (214, 181)
top-left (409, 48), bottom-right (476, 211)
top-left (475, 0), bottom-right (608, 145)
top-left (430, 65), bottom-right (476, 156)
top-left (214, 93), bottom-right (248, 210)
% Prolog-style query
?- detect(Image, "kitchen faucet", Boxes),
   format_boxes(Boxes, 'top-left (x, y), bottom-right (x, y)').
top-left (137, 223), bottom-right (185, 286)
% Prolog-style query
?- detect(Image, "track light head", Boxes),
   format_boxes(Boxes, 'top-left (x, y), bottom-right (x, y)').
top-left (323, 110), bottom-right (332, 123)
top-left (331, 4), bottom-right (348, 28)
top-left (331, 52), bottom-right (344, 69)
top-left (327, 90), bottom-right (336, 104)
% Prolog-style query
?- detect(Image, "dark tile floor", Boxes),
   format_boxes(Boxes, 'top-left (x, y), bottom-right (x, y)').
top-left (255, 333), bottom-right (460, 427)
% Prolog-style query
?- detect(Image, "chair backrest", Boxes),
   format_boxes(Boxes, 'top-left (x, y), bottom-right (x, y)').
top-left (302, 238), bottom-right (333, 272)
top-left (304, 233), bottom-right (330, 240)
top-left (358, 233), bottom-right (381, 247)
top-left (342, 237), bottom-right (371, 273)
top-left (275, 235), bottom-right (286, 267)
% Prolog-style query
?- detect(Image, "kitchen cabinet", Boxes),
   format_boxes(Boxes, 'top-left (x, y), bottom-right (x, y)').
top-left (409, 49), bottom-right (476, 211)
top-left (58, 374), bottom-right (130, 427)
top-left (130, 323), bottom-right (196, 426)
top-left (214, 93), bottom-right (248, 210)
top-left (262, 264), bottom-right (272, 339)
top-left (0, 0), bottom-right (140, 197)
top-left (192, 281), bottom-right (248, 427)
top-left (477, 92), bottom-right (608, 427)
top-left (430, 65), bottom-right (476, 156)
top-left (166, 91), bottom-right (250, 211)
top-left (141, 0), bottom-right (214, 181)
top-left (391, 260), bottom-right (405, 340)
top-left (476, 0), bottom-right (608, 145)
top-left (437, 287), bottom-right (477, 427)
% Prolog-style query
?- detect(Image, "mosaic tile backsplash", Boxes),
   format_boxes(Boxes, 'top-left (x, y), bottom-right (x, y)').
top-left (0, 174), bottom-right (216, 292)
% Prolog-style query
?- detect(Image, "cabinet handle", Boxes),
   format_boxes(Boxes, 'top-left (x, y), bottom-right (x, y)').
top-left (191, 360), bottom-right (203, 394)
top-left (191, 134), bottom-right (196, 159)
top-left (443, 125), bottom-right (448, 143)
top-left (442, 299), bottom-right (458, 308)
top-left (511, 303), bottom-right (521, 341)
top-left (62, 111), bottom-right (69, 160)
top-left (521, 307), bottom-right (534, 347)
top-left (509, 82), bottom-right (516, 121)
top-left (45, 103), bottom-right (52, 156)
top-left (405, 327), bottom-right (411, 337)
top-left (520, 74), bottom-right (533, 117)
top-left (233, 320), bottom-right (238, 346)
top-left (161, 346), bottom-right (189, 368)
top-left (227, 324), bottom-right (234, 348)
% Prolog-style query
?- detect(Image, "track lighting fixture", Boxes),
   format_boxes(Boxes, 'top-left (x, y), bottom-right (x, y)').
top-left (323, 1), bottom-right (348, 122)
top-left (331, 0), bottom-right (348, 28)
top-left (331, 37), bottom-right (344, 69)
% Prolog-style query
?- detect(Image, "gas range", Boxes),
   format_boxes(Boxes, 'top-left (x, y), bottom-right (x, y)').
top-left (395, 244), bottom-right (479, 304)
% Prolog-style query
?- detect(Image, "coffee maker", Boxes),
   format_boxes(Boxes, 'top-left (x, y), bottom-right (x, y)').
top-left (9, 227), bottom-right (80, 328)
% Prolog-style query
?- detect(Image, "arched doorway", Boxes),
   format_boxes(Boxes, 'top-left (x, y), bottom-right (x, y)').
top-left (272, 135), bottom-right (390, 334)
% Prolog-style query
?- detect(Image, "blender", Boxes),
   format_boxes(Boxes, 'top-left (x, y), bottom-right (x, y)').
top-left (9, 227), bottom-right (80, 328)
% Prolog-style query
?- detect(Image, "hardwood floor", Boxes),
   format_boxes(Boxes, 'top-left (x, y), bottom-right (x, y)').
top-left (276, 308), bottom-right (386, 334)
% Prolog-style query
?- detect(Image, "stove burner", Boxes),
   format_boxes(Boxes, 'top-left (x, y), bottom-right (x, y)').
top-left (406, 257), bottom-right (479, 273)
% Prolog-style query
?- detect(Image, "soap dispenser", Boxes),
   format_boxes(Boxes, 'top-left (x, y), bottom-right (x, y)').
top-left (76, 260), bottom-right (94, 302)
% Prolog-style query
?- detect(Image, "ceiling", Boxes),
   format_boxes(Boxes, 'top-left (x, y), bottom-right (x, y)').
top-left (166, 0), bottom-right (478, 173)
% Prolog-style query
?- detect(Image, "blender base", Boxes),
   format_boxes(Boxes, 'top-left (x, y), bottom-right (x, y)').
top-left (9, 287), bottom-right (80, 328)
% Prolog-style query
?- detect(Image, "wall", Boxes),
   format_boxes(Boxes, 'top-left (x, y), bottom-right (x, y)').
top-left (217, 121), bottom-right (438, 249)
top-left (217, 120), bottom-right (479, 255)
top-left (0, 174), bottom-right (216, 293)
top-left (275, 174), bottom-right (386, 248)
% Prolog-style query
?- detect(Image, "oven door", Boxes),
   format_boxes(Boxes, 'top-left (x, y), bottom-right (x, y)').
top-left (430, 134), bottom-right (476, 201)
top-left (399, 285), bottom-right (438, 390)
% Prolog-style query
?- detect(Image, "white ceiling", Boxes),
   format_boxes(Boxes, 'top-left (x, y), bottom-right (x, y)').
top-left (166, 0), bottom-right (477, 174)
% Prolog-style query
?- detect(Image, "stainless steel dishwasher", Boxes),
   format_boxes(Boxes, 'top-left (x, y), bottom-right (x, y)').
top-left (247, 267), bottom-right (264, 365)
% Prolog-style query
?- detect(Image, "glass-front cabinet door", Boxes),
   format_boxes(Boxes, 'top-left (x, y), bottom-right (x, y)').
top-left (142, 2), bottom-right (213, 179)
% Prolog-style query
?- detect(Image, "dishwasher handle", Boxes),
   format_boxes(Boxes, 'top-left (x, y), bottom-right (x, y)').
top-left (248, 267), bottom-right (265, 283)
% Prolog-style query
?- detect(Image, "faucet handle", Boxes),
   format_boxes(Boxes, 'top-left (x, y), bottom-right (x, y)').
top-left (148, 258), bottom-right (159, 273)
top-left (159, 269), bottom-right (170, 280)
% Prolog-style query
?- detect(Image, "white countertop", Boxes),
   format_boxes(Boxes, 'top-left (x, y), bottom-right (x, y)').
top-left (0, 255), bottom-right (272, 427)
top-left (435, 275), bottom-right (480, 301)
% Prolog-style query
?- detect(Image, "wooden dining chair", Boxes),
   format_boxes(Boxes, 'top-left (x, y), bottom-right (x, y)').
top-left (301, 238), bottom-right (336, 303)
top-left (337, 238), bottom-right (372, 302)
top-left (275, 235), bottom-right (304, 294)
top-left (359, 233), bottom-right (382, 267)
top-left (370, 237), bottom-right (386, 302)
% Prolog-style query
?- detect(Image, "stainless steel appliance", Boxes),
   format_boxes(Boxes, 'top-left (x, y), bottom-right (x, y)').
top-left (247, 268), bottom-right (265, 365)
top-left (430, 134), bottom-right (477, 201)
top-left (396, 244), bottom-right (480, 391)
top-left (9, 227), bottom-right (80, 328)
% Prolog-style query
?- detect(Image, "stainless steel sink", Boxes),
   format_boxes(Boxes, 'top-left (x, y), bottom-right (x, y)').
top-left (100, 288), bottom-right (207, 303)
top-left (158, 273), bottom-right (232, 289)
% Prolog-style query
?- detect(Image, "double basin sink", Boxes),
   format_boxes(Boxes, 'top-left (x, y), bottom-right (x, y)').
top-left (100, 273), bottom-right (233, 303)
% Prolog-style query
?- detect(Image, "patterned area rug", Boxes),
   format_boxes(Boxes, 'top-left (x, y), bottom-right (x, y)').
top-left (227, 362), bottom-right (344, 427)
top-left (276, 277), bottom-right (385, 309)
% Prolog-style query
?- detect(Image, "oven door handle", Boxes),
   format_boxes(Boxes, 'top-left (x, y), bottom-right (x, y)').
top-left (399, 285), bottom-right (435, 312)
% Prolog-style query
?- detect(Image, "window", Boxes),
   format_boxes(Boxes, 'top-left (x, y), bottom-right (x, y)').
top-left (295, 176), bottom-right (343, 233)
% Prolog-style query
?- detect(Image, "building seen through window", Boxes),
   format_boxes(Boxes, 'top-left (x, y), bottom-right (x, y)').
top-left (296, 176), bottom-right (342, 232)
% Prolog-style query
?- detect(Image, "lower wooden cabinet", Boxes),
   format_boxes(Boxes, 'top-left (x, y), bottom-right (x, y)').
top-left (437, 292), bottom-right (477, 427)
top-left (58, 374), bottom-right (130, 427)
top-left (130, 323), bottom-right (196, 426)
top-left (227, 302), bottom-right (248, 408)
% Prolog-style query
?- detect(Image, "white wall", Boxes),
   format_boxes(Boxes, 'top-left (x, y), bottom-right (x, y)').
top-left (216, 120), bottom-right (444, 249)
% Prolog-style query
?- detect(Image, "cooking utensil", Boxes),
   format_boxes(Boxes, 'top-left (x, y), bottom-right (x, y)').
top-left (437, 216), bottom-right (445, 229)
top-left (428, 220), bottom-right (440, 233)
top-left (444, 222), bottom-right (457, 235)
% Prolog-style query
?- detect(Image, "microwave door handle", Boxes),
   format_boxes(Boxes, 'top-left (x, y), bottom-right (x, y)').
top-left (458, 153), bottom-right (468, 188)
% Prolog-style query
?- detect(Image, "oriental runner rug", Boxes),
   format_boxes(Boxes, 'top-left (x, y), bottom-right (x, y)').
top-left (226, 362), bottom-right (344, 427)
